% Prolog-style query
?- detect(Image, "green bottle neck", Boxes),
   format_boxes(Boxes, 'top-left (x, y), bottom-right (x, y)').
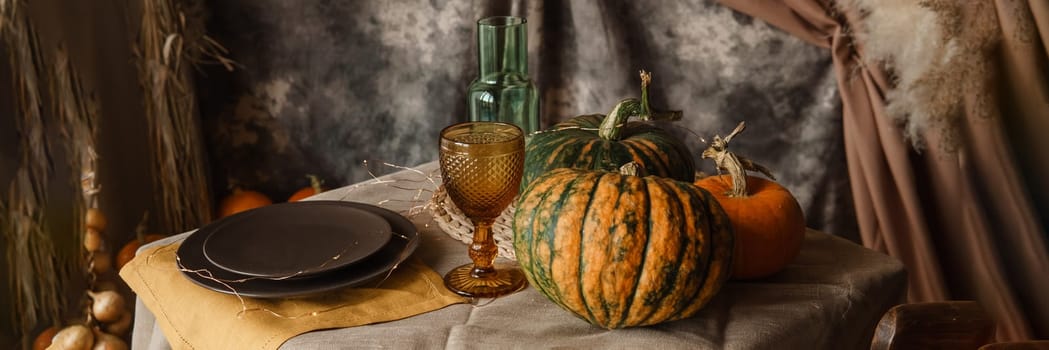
top-left (477, 16), bottom-right (528, 79)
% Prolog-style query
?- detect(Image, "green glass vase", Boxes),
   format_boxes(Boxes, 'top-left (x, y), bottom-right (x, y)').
top-left (467, 16), bottom-right (539, 136)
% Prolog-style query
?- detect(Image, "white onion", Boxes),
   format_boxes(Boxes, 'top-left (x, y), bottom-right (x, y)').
top-left (90, 252), bottom-right (112, 274)
top-left (85, 208), bottom-right (107, 231)
top-left (88, 290), bottom-right (125, 323)
top-left (103, 311), bottom-right (132, 336)
top-left (94, 280), bottom-right (118, 292)
top-left (47, 325), bottom-right (93, 350)
top-left (84, 228), bottom-right (103, 252)
top-left (91, 333), bottom-right (127, 350)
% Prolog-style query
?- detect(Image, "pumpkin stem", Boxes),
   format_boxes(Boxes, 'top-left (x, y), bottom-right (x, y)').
top-left (307, 174), bottom-right (324, 194)
top-left (700, 121), bottom-right (776, 197)
top-left (597, 71), bottom-right (682, 141)
top-left (598, 98), bottom-right (642, 141)
top-left (637, 70), bottom-right (682, 122)
top-left (135, 211), bottom-right (149, 243)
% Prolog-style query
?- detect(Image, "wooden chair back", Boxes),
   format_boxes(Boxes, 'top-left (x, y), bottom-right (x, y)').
top-left (870, 301), bottom-right (995, 350)
top-left (979, 340), bottom-right (1049, 349)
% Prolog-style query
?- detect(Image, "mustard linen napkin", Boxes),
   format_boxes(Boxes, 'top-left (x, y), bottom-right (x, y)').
top-left (120, 242), bottom-right (466, 350)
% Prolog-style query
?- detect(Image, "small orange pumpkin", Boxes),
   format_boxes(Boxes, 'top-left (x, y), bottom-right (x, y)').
top-left (32, 326), bottom-right (58, 350)
top-left (694, 122), bottom-right (805, 280)
top-left (288, 175), bottom-right (324, 202)
top-left (116, 233), bottom-right (168, 270)
top-left (218, 188), bottom-right (272, 218)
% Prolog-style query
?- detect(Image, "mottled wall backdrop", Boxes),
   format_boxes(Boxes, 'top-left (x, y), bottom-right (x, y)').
top-left (196, 0), bottom-right (856, 240)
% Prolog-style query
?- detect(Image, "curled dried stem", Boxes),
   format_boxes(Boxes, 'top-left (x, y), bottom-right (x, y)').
top-left (701, 121), bottom-right (775, 197)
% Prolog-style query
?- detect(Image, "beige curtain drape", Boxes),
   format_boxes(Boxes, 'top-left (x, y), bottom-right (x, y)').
top-left (717, 0), bottom-right (1049, 342)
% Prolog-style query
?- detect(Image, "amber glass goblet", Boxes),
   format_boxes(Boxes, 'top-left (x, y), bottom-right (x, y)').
top-left (439, 121), bottom-right (527, 298)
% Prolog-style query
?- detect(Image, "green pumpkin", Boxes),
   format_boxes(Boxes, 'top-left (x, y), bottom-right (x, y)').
top-left (513, 166), bottom-right (734, 329)
top-left (522, 72), bottom-right (695, 190)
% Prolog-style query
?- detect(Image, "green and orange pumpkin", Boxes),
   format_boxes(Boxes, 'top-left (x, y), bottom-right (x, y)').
top-left (522, 71), bottom-right (694, 190)
top-left (512, 165), bottom-right (734, 328)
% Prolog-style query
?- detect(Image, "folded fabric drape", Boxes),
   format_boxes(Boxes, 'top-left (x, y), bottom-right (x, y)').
top-left (717, 0), bottom-right (1049, 341)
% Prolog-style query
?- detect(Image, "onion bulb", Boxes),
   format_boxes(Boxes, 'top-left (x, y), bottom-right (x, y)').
top-left (88, 290), bottom-right (125, 323)
top-left (103, 310), bottom-right (133, 336)
top-left (218, 188), bottom-right (272, 218)
top-left (94, 280), bottom-right (118, 292)
top-left (91, 332), bottom-right (127, 350)
top-left (90, 252), bottom-right (112, 274)
top-left (85, 208), bottom-right (107, 231)
top-left (84, 228), bottom-right (103, 252)
top-left (47, 325), bottom-right (93, 350)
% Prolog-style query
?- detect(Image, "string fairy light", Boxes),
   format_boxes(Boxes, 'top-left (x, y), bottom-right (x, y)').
top-left (153, 228), bottom-right (423, 320)
top-left (172, 231), bottom-right (402, 283)
top-left (138, 161), bottom-right (459, 320)
top-left (137, 159), bottom-right (543, 321)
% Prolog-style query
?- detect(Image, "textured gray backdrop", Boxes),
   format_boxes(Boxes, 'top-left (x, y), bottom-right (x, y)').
top-left (196, 0), bottom-right (855, 239)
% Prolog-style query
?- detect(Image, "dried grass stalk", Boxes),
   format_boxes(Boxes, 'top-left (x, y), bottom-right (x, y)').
top-left (53, 47), bottom-right (99, 226)
top-left (135, 0), bottom-right (230, 233)
top-left (1, 0), bottom-right (72, 340)
top-left (52, 45), bottom-right (101, 299)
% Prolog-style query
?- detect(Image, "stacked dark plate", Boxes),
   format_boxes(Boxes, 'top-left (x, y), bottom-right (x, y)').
top-left (176, 201), bottom-right (420, 298)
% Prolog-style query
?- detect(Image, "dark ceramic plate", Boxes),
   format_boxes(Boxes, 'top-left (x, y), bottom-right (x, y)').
top-left (176, 201), bottom-right (420, 298)
top-left (202, 202), bottom-right (392, 278)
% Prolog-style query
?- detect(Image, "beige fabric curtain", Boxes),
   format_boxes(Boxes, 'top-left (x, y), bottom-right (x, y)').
top-left (717, 0), bottom-right (1049, 341)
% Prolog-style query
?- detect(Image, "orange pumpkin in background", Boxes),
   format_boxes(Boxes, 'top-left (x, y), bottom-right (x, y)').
top-left (695, 175), bottom-right (805, 279)
top-left (218, 188), bottom-right (272, 218)
top-left (288, 175), bottom-right (324, 202)
top-left (694, 122), bottom-right (806, 280)
top-left (113, 213), bottom-right (167, 270)
top-left (32, 326), bottom-right (58, 350)
top-left (116, 233), bottom-right (168, 270)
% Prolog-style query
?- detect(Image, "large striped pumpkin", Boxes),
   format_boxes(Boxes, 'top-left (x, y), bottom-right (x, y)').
top-left (513, 167), bottom-right (734, 329)
top-left (521, 72), bottom-right (694, 190)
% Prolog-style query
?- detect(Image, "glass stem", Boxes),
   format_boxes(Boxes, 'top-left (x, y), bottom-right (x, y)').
top-left (468, 219), bottom-right (498, 278)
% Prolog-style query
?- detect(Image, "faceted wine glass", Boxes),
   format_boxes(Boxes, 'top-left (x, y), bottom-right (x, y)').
top-left (439, 121), bottom-right (527, 298)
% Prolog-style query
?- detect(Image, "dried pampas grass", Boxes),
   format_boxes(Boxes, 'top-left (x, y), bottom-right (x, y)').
top-left (836, 0), bottom-right (1000, 151)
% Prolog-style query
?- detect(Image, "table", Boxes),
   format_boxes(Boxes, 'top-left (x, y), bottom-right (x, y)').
top-left (131, 162), bottom-right (906, 349)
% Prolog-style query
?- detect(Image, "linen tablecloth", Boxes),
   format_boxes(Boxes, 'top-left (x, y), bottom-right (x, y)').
top-left (131, 162), bottom-right (906, 349)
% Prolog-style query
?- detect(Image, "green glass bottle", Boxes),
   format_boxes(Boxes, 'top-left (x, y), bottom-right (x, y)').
top-left (467, 16), bottom-right (539, 136)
